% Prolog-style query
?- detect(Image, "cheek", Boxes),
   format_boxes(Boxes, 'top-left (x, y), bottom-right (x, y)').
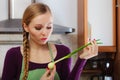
top-left (29, 30), bottom-right (39, 38)
top-left (48, 29), bottom-right (53, 35)
top-left (49, 28), bottom-right (53, 33)
top-left (49, 29), bottom-right (53, 33)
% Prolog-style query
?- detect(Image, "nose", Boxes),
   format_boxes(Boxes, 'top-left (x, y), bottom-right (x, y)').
top-left (41, 28), bottom-right (47, 36)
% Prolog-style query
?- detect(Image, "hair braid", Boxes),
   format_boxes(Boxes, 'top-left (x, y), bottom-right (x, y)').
top-left (22, 30), bottom-right (30, 80)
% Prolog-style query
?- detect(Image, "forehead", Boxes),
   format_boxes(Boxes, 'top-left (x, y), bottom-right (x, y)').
top-left (31, 12), bottom-right (53, 24)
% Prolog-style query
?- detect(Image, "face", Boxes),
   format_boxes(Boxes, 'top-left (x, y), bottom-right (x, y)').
top-left (24, 11), bottom-right (53, 45)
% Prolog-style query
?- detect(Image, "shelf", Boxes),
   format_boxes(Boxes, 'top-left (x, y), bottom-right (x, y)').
top-left (82, 69), bottom-right (102, 74)
top-left (98, 46), bottom-right (116, 52)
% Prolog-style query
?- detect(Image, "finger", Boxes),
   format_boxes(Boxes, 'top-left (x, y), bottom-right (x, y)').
top-left (50, 65), bottom-right (56, 78)
top-left (87, 46), bottom-right (96, 58)
top-left (90, 41), bottom-right (95, 53)
top-left (52, 65), bottom-right (56, 73)
top-left (91, 39), bottom-right (98, 53)
top-left (89, 42), bottom-right (94, 54)
top-left (84, 46), bottom-right (92, 55)
top-left (92, 39), bottom-right (98, 54)
top-left (47, 65), bottom-right (56, 79)
top-left (91, 40), bottom-right (95, 46)
top-left (45, 68), bottom-right (53, 77)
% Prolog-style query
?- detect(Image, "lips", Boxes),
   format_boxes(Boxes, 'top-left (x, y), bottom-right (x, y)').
top-left (41, 38), bottom-right (47, 41)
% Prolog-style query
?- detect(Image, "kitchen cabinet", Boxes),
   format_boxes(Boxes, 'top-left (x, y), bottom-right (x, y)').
top-left (78, 0), bottom-right (116, 52)
top-left (78, 0), bottom-right (117, 79)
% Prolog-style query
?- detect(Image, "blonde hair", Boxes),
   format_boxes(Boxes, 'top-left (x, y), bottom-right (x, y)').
top-left (22, 3), bottom-right (51, 80)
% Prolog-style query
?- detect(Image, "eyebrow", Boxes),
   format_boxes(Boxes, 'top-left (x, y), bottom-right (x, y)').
top-left (35, 22), bottom-right (53, 26)
top-left (35, 24), bottom-right (43, 26)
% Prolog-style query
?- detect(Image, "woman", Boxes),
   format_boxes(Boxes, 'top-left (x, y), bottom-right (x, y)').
top-left (2, 3), bottom-right (98, 80)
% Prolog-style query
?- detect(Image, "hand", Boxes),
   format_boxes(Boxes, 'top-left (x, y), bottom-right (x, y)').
top-left (40, 65), bottom-right (56, 80)
top-left (79, 39), bottom-right (98, 59)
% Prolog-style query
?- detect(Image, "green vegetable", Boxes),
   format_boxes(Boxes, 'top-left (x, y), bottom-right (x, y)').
top-left (48, 39), bottom-right (102, 69)
top-left (54, 39), bottom-right (102, 64)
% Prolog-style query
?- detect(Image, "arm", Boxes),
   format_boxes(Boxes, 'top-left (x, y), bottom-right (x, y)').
top-left (2, 48), bottom-right (18, 80)
top-left (60, 40), bottom-right (98, 80)
top-left (57, 45), bottom-right (86, 80)
top-left (67, 39), bottom-right (98, 80)
top-left (59, 56), bottom-right (86, 80)
top-left (67, 58), bottom-right (87, 80)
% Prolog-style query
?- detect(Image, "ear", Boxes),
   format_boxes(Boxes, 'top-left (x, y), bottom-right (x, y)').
top-left (23, 23), bottom-right (29, 32)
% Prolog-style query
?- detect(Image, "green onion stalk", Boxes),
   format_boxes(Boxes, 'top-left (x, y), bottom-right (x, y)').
top-left (48, 39), bottom-right (102, 69)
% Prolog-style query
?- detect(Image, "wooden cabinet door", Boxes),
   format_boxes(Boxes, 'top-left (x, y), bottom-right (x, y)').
top-left (114, 0), bottom-right (120, 79)
top-left (78, 0), bottom-right (116, 52)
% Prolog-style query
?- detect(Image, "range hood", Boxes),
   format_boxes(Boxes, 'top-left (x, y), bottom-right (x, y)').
top-left (0, 19), bottom-right (75, 34)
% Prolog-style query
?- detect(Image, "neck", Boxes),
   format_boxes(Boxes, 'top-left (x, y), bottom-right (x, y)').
top-left (29, 40), bottom-right (49, 52)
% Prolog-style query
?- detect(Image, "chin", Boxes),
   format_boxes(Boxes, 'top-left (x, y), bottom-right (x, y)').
top-left (39, 41), bottom-right (48, 45)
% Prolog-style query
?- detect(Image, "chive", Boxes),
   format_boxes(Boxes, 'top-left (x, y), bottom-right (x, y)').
top-left (54, 39), bottom-right (102, 64)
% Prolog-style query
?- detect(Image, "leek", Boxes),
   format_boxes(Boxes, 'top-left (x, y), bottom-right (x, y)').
top-left (48, 39), bottom-right (102, 69)
top-left (55, 39), bottom-right (102, 63)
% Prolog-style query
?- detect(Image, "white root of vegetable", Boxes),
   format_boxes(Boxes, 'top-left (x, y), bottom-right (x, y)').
top-left (48, 62), bottom-right (55, 69)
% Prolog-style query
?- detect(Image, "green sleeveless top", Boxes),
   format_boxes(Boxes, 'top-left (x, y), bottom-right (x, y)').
top-left (19, 43), bottom-right (60, 80)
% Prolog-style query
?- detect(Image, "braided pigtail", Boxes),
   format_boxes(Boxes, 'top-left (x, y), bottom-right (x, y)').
top-left (22, 30), bottom-right (30, 80)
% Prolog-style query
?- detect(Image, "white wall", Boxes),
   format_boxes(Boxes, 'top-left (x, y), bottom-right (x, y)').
top-left (0, 0), bottom-right (8, 21)
top-left (36, 0), bottom-right (78, 30)
top-left (10, 0), bottom-right (31, 19)
top-left (0, 0), bottom-right (31, 20)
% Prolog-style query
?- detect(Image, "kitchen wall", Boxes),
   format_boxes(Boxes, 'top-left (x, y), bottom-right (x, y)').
top-left (0, 0), bottom-right (8, 21)
top-left (36, 0), bottom-right (78, 32)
